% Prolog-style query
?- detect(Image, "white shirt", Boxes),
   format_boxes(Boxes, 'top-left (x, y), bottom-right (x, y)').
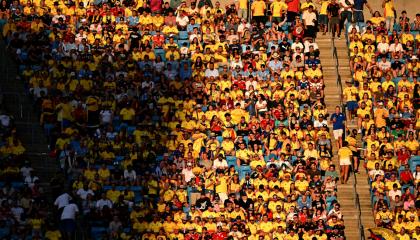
top-left (20, 166), bottom-right (33, 178)
top-left (96, 199), bottom-right (113, 210)
top-left (377, 42), bottom-right (389, 53)
top-left (304, 41), bottom-right (319, 53)
top-left (213, 159), bottom-right (228, 169)
top-left (176, 15), bottom-right (189, 27)
top-left (302, 11), bottom-right (317, 26)
top-left (245, 79), bottom-right (258, 91)
top-left (378, 60), bottom-right (391, 71)
top-left (24, 175), bottom-right (39, 188)
top-left (389, 43), bottom-right (403, 53)
top-left (230, 60), bottom-right (243, 69)
top-left (388, 189), bottom-right (402, 201)
top-left (76, 188), bottom-right (94, 200)
top-left (11, 206), bottom-right (24, 222)
top-left (314, 119), bottom-right (328, 128)
top-left (237, 23), bottom-right (251, 33)
top-left (123, 169), bottom-right (137, 181)
top-left (55, 193), bottom-right (72, 209)
top-left (339, 0), bottom-right (354, 12)
top-left (291, 42), bottom-right (304, 52)
top-left (369, 169), bottom-right (384, 178)
top-left (205, 68), bottom-right (219, 78)
top-left (182, 168), bottom-right (195, 182)
top-left (347, 25), bottom-right (360, 33)
top-left (328, 208), bottom-right (343, 219)
top-left (100, 110), bottom-right (113, 124)
top-left (255, 100), bottom-right (268, 112)
top-left (61, 203), bottom-right (79, 220)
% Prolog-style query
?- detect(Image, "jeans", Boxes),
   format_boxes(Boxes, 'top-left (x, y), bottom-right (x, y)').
top-left (340, 11), bottom-right (353, 35)
top-left (353, 11), bottom-right (364, 23)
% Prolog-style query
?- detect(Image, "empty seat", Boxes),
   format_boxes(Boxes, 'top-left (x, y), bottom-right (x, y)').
top-left (179, 31), bottom-right (188, 40)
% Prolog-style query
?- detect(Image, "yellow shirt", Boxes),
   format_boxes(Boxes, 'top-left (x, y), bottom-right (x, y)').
top-left (319, 0), bottom-right (330, 15)
top-left (45, 230), bottom-right (62, 240)
top-left (384, 0), bottom-right (395, 17)
top-left (215, 176), bottom-right (229, 193)
top-left (239, 0), bottom-right (248, 9)
top-left (338, 147), bottom-right (352, 160)
top-left (120, 108), bottom-right (135, 121)
top-left (252, 0), bottom-right (266, 16)
top-left (271, 1), bottom-right (287, 17)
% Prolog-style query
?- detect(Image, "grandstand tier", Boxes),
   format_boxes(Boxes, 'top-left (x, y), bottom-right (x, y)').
top-left (0, 0), bottom-right (418, 239)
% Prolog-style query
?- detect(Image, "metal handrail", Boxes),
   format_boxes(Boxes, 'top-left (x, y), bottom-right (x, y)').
top-left (331, 38), bottom-right (365, 240)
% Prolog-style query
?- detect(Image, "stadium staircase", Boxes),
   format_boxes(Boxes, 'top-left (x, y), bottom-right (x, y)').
top-left (318, 33), bottom-right (371, 239)
top-left (0, 41), bottom-right (58, 198)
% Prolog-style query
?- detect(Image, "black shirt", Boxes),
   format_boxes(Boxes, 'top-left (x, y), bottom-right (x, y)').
top-left (129, 32), bottom-right (141, 49)
top-left (327, 3), bottom-right (340, 17)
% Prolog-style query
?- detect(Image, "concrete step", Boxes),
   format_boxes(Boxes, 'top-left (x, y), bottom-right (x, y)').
top-left (0, 41), bottom-right (58, 193)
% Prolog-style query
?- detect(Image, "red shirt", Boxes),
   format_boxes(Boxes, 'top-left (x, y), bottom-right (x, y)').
top-left (152, 35), bottom-right (165, 48)
top-left (397, 151), bottom-right (410, 165)
top-left (212, 232), bottom-right (227, 240)
top-left (400, 170), bottom-right (413, 183)
top-left (287, 0), bottom-right (299, 13)
top-left (185, 233), bottom-right (200, 240)
top-left (150, 0), bottom-right (163, 12)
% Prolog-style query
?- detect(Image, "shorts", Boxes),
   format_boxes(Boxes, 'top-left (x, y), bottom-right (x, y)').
top-left (347, 101), bottom-right (358, 111)
top-left (319, 14), bottom-right (328, 25)
top-left (340, 157), bottom-right (352, 166)
top-left (272, 17), bottom-right (285, 23)
top-left (333, 129), bottom-right (343, 139)
top-left (330, 17), bottom-right (340, 25)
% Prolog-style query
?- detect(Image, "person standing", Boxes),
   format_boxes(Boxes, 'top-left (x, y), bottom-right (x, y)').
top-left (330, 106), bottom-right (346, 149)
top-left (327, 0), bottom-right (341, 38)
top-left (285, 0), bottom-right (299, 22)
top-left (251, 0), bottom-right (266, 24)
top-left (382, 0), bottom-right (396, 31)
top-left (338, 141), bottom-right (352, 184)
top-left (270, 0), bottom-right (288, 23)
top-left (60, 199), bottom-right (79, 240)
top-left (318, 0), bottom-right (330, 35)
top-left (338, 0), bottom-right (354, 39)
top-left (54, 191), bottom-right (72, 220)
top-left (302, 5), bottom-right (317, 39)
top-left (236, 0), bottom-right (249, 20)
top-left (352, 0), bottom-right (373, 23)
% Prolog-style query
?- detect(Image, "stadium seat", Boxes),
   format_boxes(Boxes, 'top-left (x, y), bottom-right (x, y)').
top-left (178, 39), bottom-right (190, 48)
top-left (226, 156), bottom-right (237, 167)
top-left (179, 31), bottom-right (188, 40)
top-left (239, 165), bottom-right (252, 180)
top-left (154, 48), bottom-right (166, 60)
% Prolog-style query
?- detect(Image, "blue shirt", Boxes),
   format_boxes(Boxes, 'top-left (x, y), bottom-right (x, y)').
top-left (330, 112), bottom-right (346, 130)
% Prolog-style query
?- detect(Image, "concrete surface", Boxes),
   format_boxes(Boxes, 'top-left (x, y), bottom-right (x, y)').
top-left (213, 0), bottom-right (418, 20)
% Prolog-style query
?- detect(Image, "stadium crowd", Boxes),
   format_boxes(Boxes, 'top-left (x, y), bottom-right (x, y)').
top-left (338, 1), bottom-right (420, 240)
top-left (0, 0), bottom-right (417, 239)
